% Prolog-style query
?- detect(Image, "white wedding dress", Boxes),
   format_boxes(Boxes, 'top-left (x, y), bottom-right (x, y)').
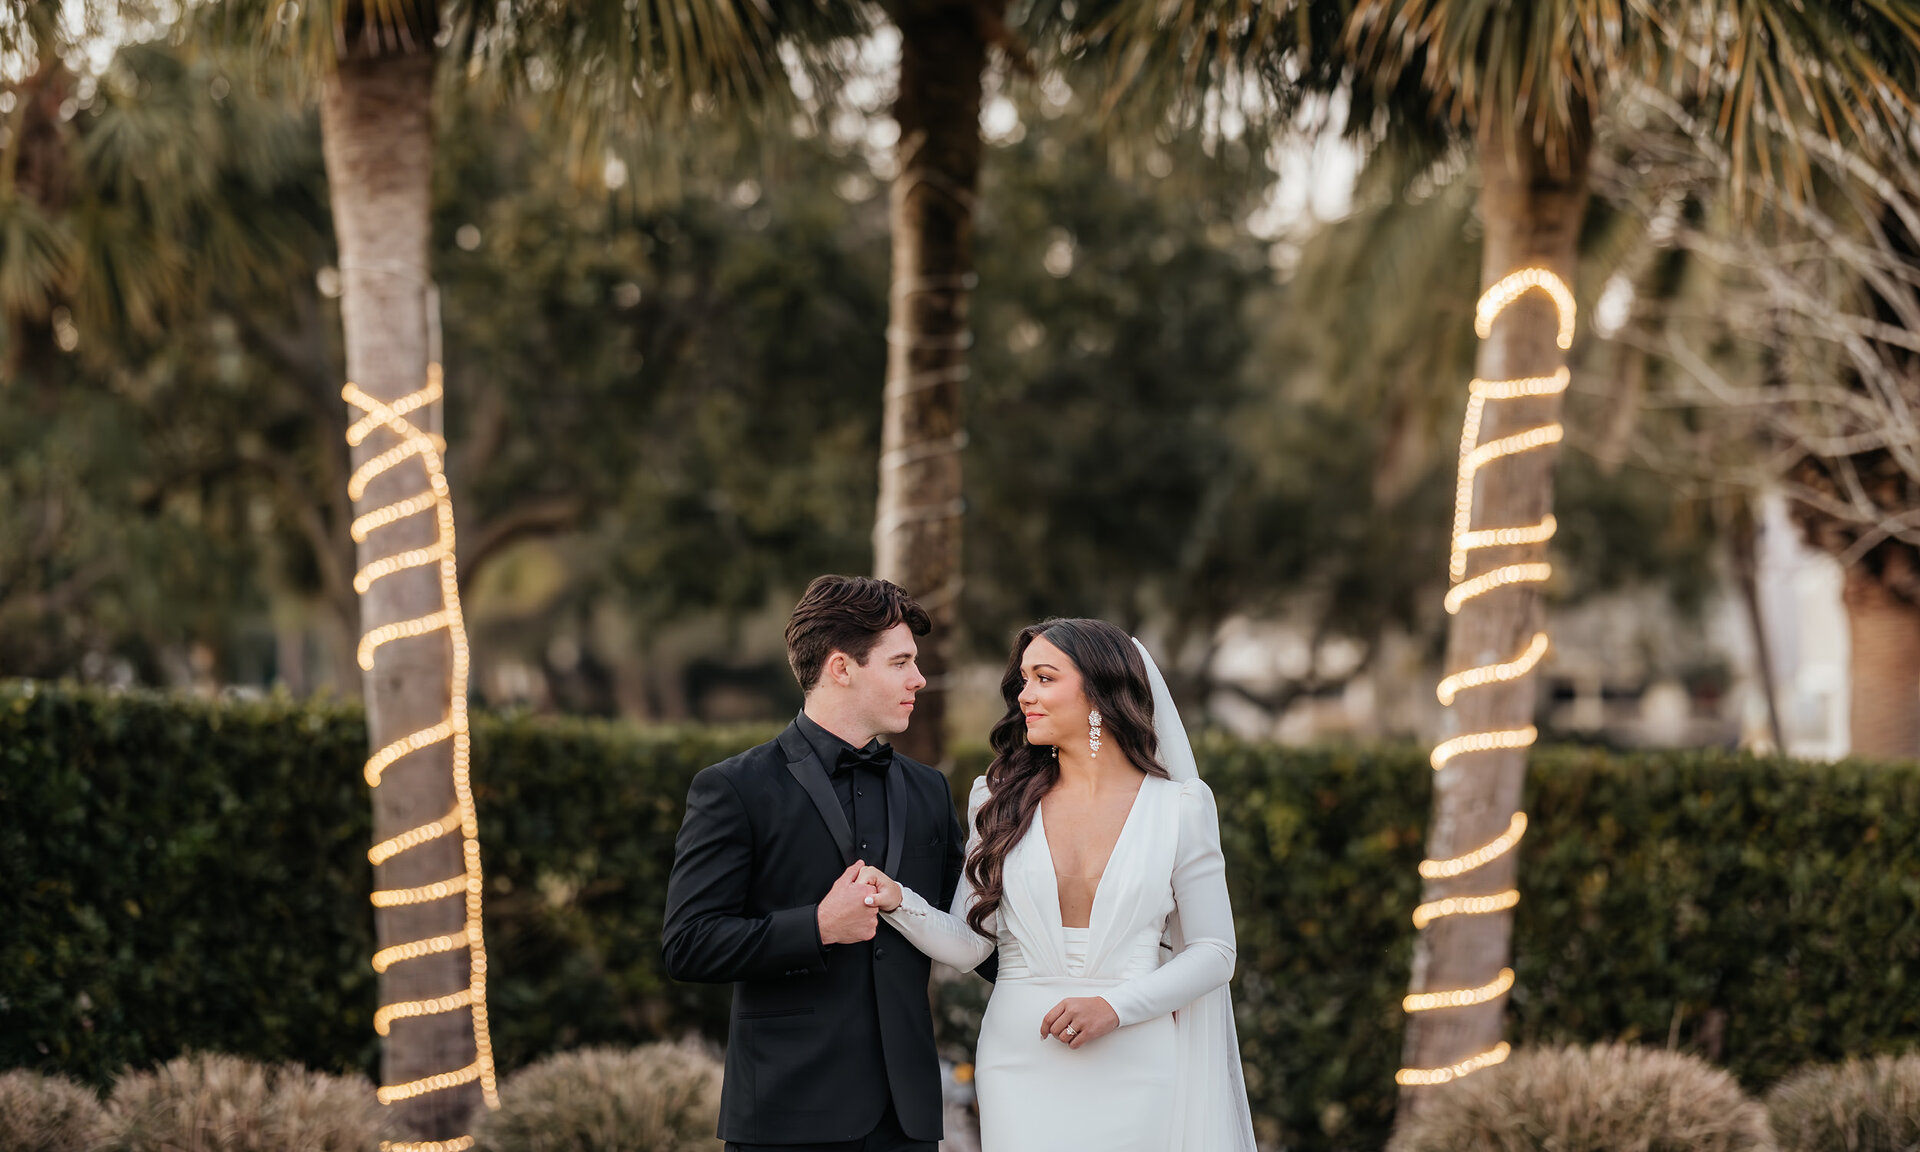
top-left (883, 642), bottom-right (1257, 1152)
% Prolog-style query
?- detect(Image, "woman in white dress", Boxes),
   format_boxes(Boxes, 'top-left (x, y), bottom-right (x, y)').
top-left (858, 618), bottom-right (1257, 1152)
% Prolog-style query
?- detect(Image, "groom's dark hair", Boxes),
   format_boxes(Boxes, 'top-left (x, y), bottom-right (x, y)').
top-left (785, 576), bottom-right (931, 693)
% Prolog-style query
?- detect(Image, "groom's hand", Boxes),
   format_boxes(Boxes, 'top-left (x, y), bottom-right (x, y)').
top-left (1041, 997), bottom-right (1120, 1049)
top-left (818, 860), bottom-right (882, 945)
top-left (856, 865), bottom-right (903, 913)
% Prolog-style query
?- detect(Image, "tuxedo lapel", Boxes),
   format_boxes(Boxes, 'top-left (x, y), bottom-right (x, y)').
top-left (883, 756), bottom-right (906, 878)
top-left (778, 723), bottom-right (855, 865)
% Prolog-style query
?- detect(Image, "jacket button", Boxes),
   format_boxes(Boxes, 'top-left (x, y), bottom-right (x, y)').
top-left (875, 947), bottom-right (886, 960)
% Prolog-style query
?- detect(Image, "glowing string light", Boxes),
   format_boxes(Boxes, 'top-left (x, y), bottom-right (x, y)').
top-left (1398, 1043), bottom-right (1512, 1087)
top-left (353, 491), bottom-right (441, 542)
top-left (1405, 267), bottom-right (1575, 1089)
top-left (1403, 968), bottom-right (1515, 1012)
top-left (369, 804), bottom-right (462, 866)
top-left (376, 1061), bottom-right (482, 1105)
top-left (375, 989), bottom-right (477, 1036)
top-left (1429, 725), bottom-right (1538, 771)
top-left (1437, 633), bottom-right (1550, 706)
top-left (1444, 563), bottom-right (1555, 615)
top-left (1420, 813), bottom-right (1528, 879)
top-left (1443, 370), bottom-right (1566, 579)
top-left (1475, 267), bottom-right (1575, 348)
top-left (349, 440), bottom-right (434, 502)
top-left (370, 873), bottom-right (477, 908)
top-left (371, 926), bottom-right (475, 974)
top-left (364, 722), bottom-right (456, 787)
top-left (1456, 516), bottom-right (1557, 555)
top-left (354, 539), bottom-right (452, 594)
top-left (1462, 423), bottom-right (1564, 477)
top-left (344, 365), bottom-right (499, 1121)
top-left (382, 1139), bottom-right (475, 1152)
top-left (1412, 889), bottom-right (1523, 930)
top-left (349, 374), bottom-right (441, 445)
top-left (358, 610), bottom-right (452, 671)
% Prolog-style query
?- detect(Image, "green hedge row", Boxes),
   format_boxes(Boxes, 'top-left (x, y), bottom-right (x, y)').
top-left (4, 682), bottom-right (1918, 1152)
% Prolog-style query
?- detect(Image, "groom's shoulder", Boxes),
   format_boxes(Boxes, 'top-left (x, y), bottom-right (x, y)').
top-left (891, 751), bottom-right (947, 793)
top-left (693, 727), bottom-right (793, 788)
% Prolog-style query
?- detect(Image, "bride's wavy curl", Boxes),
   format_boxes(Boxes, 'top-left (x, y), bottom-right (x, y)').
top-left (964, 618), bottom-right (1169, 939)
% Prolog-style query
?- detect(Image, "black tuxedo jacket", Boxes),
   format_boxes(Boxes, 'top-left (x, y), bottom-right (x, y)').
top-left (662, 721), bottom-right (968, 1145)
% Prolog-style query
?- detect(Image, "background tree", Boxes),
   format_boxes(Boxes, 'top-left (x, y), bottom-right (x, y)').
top-left (867, 0), bottom-right (1008, 766)
top-left (1337, 0), bottom-right (1920, 1108)
top-left (1585, 87), bottom-right (1920, 760)
top-left (199, 0), bottom-right (862, 1140)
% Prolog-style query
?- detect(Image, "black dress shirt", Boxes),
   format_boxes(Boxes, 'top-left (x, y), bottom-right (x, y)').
top-left (793, 709), bottom-right (891, 867)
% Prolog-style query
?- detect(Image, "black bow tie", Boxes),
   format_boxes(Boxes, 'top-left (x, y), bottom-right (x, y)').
top-left (835, 743), bottom-right (892, 777)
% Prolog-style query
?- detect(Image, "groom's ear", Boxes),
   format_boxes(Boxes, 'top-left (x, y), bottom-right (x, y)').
top-left (823, 650), bottom-right (853, 688)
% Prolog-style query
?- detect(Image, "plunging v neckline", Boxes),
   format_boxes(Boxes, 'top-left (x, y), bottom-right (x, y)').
top-left (1035, 776), bottom-right (1149, 930)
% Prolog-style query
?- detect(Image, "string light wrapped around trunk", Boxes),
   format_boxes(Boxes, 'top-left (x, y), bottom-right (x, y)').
top-left (1399, 268), bottom-right (1574, 1089)
top-left (344, 364), bottom-right (499, 1146)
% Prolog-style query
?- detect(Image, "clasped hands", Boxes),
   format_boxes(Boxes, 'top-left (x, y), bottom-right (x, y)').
top-left (822, 863), bottom-right (1118, 1050)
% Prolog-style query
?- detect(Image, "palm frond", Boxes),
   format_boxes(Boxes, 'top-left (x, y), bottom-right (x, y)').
top-left (1344, 0), bottom-right (1920, 196)
top-left (0, 194), bottom-right (75, 318)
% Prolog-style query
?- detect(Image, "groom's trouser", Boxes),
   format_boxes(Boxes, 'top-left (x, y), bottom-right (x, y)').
top-left (725, 1100), bottom-right (935, 1152)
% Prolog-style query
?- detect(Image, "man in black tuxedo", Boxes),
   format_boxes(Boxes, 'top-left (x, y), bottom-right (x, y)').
top-left (663, 575), bottom-right (973, 1151)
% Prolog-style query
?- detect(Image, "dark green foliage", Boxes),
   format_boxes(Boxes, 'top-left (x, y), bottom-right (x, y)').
top-left (7, 683), bottom-right (1920, 1152)
top-left (0, 684), bottom-right (377, 1084)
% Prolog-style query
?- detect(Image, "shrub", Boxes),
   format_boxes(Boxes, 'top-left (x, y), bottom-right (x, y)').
top-left (472, 1043), bottom-right (722, 1152)
top-left (0, 1069), bottom-right (108, 1152)
top-left (1767, 1055), bottom-right (1920, 1152)
top-left (1388, 1044), bottom-right (1773, 1152)
top-left (102, 1053), bottom-right (387, 1152)
top-left (9, 682), bottom-right (1920, 1152)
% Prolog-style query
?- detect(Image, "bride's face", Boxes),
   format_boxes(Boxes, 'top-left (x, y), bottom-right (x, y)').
top-left (1016, 634), bottom-right (1093, 750)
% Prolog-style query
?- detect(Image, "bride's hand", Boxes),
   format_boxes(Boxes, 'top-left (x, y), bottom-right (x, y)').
top-left (1041, 997), bottom-right (1119, 1049)
top-left (855, 865), bottom-right (903, 913)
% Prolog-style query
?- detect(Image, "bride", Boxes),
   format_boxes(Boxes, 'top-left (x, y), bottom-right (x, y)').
top-left (858, 618), bottom-right (1257, 1152)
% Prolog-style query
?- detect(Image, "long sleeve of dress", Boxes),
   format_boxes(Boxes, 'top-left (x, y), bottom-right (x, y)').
top-left (1100, 779), bottom-right (1237, 1028)
top-left (882, 775), bottom-right (998, 971)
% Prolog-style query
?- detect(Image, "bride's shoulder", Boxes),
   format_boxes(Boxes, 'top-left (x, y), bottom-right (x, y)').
top-left (966, 772), bottom-right (992, 815)
top-left (1161, 774), bottom-right (1218, 817)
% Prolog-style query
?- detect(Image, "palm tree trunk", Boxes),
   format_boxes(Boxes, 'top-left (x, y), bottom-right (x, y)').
top-left (1398, 105), bottom-right (1590, 1116)
top-left (1844, 562), bottom-right (1920, 759)
top-left (321, 54), bottom-right (485, 1141)
top-left (875, 0), bottom-right (997, 768)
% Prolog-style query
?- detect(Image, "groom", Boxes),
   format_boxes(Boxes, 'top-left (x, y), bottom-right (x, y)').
top-left (663, 575), bottom-right (972, 1151)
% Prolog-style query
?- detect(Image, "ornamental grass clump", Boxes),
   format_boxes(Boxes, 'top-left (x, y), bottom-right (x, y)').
top-left (1768, 1055), bottom-right (1920, 1152)
top-left (473, 1042), bottom-right (723, 1152)
top-left (1389, 1043), bottom-right (1772, 1152)
top-left (102, 1053), bottom-right (386, 1152)
top-left (0, 1070), bottom-right (109, 1152)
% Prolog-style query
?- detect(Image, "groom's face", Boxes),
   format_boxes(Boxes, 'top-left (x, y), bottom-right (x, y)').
top-left (844, 623), bottom-right (927, 736)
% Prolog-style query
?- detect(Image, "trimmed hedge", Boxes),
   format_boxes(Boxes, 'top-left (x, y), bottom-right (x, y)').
top-left (5, 682), bottom-right (1920, 1152)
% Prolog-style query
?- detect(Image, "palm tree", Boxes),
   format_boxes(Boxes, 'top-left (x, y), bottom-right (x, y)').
top-left (198, 0), bottom-right (859, 1142)
top-left (870, 0), bottom-right (1011, 767)
top-left (870, 0), bottom-right (1339, 767)
top-left (1337, 0), bottom-right (1920, 1109)
top-left (1785, 203), bottom-right (1920, 760)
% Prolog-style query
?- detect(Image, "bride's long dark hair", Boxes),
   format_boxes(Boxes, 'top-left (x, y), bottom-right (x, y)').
top-left (963, 618), bottom-right (1169, 938)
